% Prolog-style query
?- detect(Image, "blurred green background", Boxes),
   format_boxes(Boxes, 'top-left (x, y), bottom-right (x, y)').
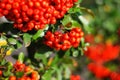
top-left (78, 0), bottom-right (120, 80)
top-left (81, 0), bottom-right (120, 42)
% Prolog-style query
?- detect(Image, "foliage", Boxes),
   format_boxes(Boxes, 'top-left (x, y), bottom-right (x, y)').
top-left (0, 0), bottom-right (89, 80)
top-left (0, 0), bottom-right (120, 80)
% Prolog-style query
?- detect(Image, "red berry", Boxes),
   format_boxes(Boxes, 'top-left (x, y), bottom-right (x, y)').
top-left (28, 1), bottom-right (34, 7)
top-left (26, 9), bottom-right (33, 16)
top-left (0, 3), bottom-right (5, 8)
top-left (12, 2), bottom-right (19, 8)
top-left (5, 4), bottom-right (12, 10)
top-left (0, 70), bottom-right (2, 76)
top-left (22, 5), bottom-right (28, 11)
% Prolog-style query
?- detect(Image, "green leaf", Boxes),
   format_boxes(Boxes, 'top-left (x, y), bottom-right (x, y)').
top-left (81, 37), bottom-right (85, 47)
top-left (65, 49), bottom-right (71, 57)
top-left (68, 7), bottom-right (81, 13)
top-left (57, 68), bottom-right (62, 80)
top-left (80, 7), bottom-right (95, 18)
top-left (34, 52), bottom-right (47, 65)
top-left (0, 59), bottom-right (6, 65)
top-left (34, 52), bottom-right (41, 59)
top-left (4, 78), bottom-right (9, 80)
top-left (3, 70), bottom-right (11, 77)
top-left (11, 35), bottom-right (19, 38)
top-left (15, 71), bottom-right (24, 78)
top-left (50, 54), bottom-right (59, 66)
top-left (61, 15), bottom-right (72, 26)
top-left (72, 50), bottom-right (79, 57)
top-left (32, 30), bottom-right (44, 40)
top-left (6, 62), bottom-right (13, 70)
top-left (42, 70), bottom-right (54, 80)
top-left (8, 38), bottom-right (17, 45)
top-left (78, 47), bottom-right (84, 56)
top-left (52, 65), bottom-right (63, 80)
top-left (16, 41), bottom-right (22, 49)
top-left (44, 51), bottom-right (53, 58)
top-left (72, 20), bottom-right (81, 27)
top-left (18, 52), bottom-right (24, 63)
top-left (64, 66), bottom-right (71, 79)
top-left (23, 33), bottom-right (31, 47)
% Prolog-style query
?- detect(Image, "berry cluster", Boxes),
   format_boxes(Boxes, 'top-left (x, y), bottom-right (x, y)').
top-left (13, 61), bottom-right (25, 71)
top-left (0, 0), bottom-right (77, 32)
top-left (110, 72), bottom-right (120, 80)
top-left (85, 43), bottom-right (120, 63)
top-left (88, 63), bottom-right (111, 78)
top-left (44, 27), bottom-right (84, 50)
top-left (85, 43), bottom-right (120, 80)
top-left (88, 62), bottom-right (120, 80)
top-left (9, 61), bottom-right (39, 80)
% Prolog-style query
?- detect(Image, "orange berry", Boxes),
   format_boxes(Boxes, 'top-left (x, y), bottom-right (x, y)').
top-left (9, 76), bottom-right (17, 80)
top-left (31, 71), bottom-right (38, 79)
top-left (25, 66), bottom-right (32, 72)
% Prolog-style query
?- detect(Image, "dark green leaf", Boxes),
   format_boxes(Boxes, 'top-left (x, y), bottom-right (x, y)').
top-left (15, 71), bottom-right (24, 78)
top-left (65, 49), bottom-right (71, 57)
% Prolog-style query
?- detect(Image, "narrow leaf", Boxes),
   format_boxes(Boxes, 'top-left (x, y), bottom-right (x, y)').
top-left (23, 33), bottom-right (31, 47)
top-left (32, 30), bottom-right (44, 40)
top-left (18, 52), bottom-right (24, 63)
